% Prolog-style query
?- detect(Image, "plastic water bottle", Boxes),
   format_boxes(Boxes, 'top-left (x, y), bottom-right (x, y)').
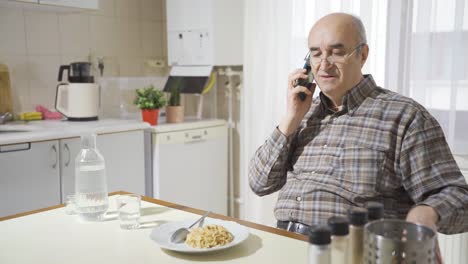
top-left (75, 134), bottom-right (108, 221)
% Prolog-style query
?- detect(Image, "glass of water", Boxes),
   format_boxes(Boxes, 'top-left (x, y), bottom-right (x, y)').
top-left (117, 194), bottom-right (141, 229)
top-left (65, 194), bottom-right (76, 215)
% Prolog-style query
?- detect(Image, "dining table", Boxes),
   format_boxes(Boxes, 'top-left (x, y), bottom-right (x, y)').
top-left (0, 191), bottom-right (309, 264)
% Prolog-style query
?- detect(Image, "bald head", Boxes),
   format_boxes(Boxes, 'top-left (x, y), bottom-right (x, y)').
top-left (310, 13), bottom-right (367, 48)
top-left (307, 13), bottom-right (369, 106)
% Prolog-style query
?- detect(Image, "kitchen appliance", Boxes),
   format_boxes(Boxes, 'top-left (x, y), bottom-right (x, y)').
top-left (55, 62), bottom-right (99, 121)
top-left (151, 119), bottom-right (228, 214)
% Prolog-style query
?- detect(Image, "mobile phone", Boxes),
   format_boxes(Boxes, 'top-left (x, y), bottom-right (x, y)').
top-left (294, 52), bottom-right (314, 101)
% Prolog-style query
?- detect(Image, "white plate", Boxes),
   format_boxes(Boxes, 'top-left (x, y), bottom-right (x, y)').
top-left (149, 218), bottom-right (250, 253)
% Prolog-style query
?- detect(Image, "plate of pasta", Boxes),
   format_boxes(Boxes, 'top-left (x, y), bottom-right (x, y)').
top-left (149, 217), bottom-right (250, 253)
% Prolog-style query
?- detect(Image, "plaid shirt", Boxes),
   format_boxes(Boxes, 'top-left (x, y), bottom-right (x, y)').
top-left (249, 75), bottom-right (468, 234)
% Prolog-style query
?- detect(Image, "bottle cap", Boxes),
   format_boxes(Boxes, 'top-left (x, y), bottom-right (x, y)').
top-left (327, 216), bottom-right (349, 236)
top-left (309, 226), bottom-right (331, 245)
top-left (366, 202), bottom-right (384, 221)
top-left (348, 207), bottom-right (368, 226)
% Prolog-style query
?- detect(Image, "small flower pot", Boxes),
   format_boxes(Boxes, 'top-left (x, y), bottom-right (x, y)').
top-left (141, 108), bottom-right (160, 125)
top-left (166, 105), bottom-right (184, 123)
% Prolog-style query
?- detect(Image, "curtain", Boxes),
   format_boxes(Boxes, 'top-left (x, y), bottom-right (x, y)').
top-left (240, 0), bottom-right (293, 226)
top-left (404, 0), bottom-right (468, 157)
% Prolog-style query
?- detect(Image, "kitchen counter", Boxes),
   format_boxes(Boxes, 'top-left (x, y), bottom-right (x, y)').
top-left (0, 192), bottom-right (308, 264)
top-left (0, 119), bottom-right (150, 145)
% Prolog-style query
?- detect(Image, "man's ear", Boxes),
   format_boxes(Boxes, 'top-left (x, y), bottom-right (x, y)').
top-left (360, 44), bottom-right (369, 68)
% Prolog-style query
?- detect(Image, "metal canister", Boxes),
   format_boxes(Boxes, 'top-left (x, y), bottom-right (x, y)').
top-left (364, 219), bottom-right (437, 264)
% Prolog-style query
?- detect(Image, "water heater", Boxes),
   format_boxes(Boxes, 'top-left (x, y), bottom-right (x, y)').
top-left (166, 0), bottom-right (243, 66)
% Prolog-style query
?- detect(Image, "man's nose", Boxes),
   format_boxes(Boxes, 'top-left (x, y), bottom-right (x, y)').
top-left (319, 56), bottom-right (334, 71)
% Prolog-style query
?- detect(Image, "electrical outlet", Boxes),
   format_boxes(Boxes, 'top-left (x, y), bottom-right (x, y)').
top-left (146, 59), bottom-right (165, 68)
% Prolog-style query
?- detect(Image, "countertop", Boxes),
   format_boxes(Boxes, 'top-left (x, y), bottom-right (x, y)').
top-left (0, 119), bottom-right (150, 145)
top-left (0, 192), bottom-right (308, 264)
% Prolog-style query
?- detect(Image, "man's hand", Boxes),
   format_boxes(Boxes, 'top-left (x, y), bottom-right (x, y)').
top-left (278, 69), bottom-right (316, 136)
top-left (406, 205), bottom-right (443, 263)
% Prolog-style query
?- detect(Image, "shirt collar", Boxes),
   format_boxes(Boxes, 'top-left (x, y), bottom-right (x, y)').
top-left (318, 74), bottom-right (376, 115)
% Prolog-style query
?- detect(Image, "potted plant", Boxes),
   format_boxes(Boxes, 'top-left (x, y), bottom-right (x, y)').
top-left (134, 85), bottom-right (166, 125)
top-left (166, 85), bottom-right (184, 123)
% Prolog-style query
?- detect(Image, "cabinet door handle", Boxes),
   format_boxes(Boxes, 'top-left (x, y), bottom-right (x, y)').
top-left (185, 134), bottom-right (205, 144)
top-left (64, 143), bottom-right (70, 167)
top-left (51, 145), bottom-right (58, 169)
top-left (0, 143), bottom-right (30, 153)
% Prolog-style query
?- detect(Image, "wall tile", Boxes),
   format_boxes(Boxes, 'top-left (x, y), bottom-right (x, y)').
top-left (24, 11), bottom-right (60, 56)
top-left (116, 0), bottom-right (140, 19)
top-left (1, 56), bottom-right (31, 112)
top-left (142, 57), bottom-right (169, 76)
top-left (86, 0), bottom-right (115, 17)
top-left (1, 0), bottom-right (166, 113)
top-left (117, 18), bottom-right (142, 57)
top-left (141, 21), bottom-right (164, 57)
top-left (141, 0), bottom-right (163, 21)
top-left (0, 8), bottom-right (27, 56)
top-left (101, 56), bottom-right (120, 77)
top-left (161, 0), bottom-right (166, 21)
top-left (28, 55), bottom-right (61, 110)
top-left (162, 21), bottom-right (167, 58)
top-left (119, 57), bottom-right (142, 77)
top-left (60, 55), bottom-right (89, 65)
top-left (89, 15), bottom-right (119, 57)
top-left (58, 13), bottom-right (90, 56)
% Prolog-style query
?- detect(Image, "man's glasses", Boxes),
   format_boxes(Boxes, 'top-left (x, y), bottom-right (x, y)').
top-left (309, 43), bottom-right (365, 66)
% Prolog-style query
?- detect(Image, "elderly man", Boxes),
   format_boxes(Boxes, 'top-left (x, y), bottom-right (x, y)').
top-left (249, 13), bottom-right (468, 236)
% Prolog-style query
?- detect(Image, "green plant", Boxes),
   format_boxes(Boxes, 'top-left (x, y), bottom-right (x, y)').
top-left (134, 85), bottom-right (167, 109)
top-left (168, 85), bottom-right (181, 106)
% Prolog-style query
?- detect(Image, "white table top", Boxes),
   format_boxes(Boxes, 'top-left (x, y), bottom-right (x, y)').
top-left (0, 195), bottom-right (308, 264)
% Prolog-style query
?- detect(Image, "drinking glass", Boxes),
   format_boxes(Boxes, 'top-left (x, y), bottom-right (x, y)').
top-left (117, 194), bottom-right (141, 229)
top-left (65, 194), bottom-right (76, 215)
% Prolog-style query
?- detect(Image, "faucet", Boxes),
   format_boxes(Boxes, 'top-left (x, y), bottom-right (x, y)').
top-left (0, 112), bottom-right (13, 124)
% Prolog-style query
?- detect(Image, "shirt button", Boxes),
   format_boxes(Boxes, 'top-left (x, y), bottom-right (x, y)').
top-left (296, 196), bottom-right (302, 201)
top-left (311, 171), bottom-right (316, 174)
top-left (322, 144), bottom-right (328, 149)
top-left (279, 143), bottom-right (284, 148)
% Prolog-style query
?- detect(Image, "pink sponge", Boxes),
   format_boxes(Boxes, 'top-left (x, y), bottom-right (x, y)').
top-left (35, 105), bottom-right (63, 120)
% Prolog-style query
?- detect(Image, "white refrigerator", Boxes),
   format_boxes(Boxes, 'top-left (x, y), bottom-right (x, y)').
top-left (150, 119), bottom-right (228, 214)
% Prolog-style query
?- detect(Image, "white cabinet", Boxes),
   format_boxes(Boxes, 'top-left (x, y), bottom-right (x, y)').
top-left (98, 130), bottom-right (146, 195)
top-left (152, 120), bottom-right (228, 214)
top-left (0, 140), bottom-right (60, 217)
top-left (60, 130), bottom-right (147, 199)
top-left (0, 129), bottom-right (148, 217)
top-left (39, 0), bottom-right (98, 10)
top-left (59, 137), bottom-right (81, 199)
top-left (0, 0), bottom-right (98, 10)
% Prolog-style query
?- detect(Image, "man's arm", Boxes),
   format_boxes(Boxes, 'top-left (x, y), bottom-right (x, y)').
top-left (248, 127), bottom-right (296, 196)
top-left (249, 69), bottom-right (315, 196)
top-left (400, 113), bottom-right (468, 234)
top-left (406, 205), bottom-right (443, 263)
top-left (406, 205), bottom-right (439, 231)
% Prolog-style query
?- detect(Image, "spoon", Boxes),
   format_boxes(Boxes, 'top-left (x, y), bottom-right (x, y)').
top-left (170, 211), bottom-right (211, 244)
